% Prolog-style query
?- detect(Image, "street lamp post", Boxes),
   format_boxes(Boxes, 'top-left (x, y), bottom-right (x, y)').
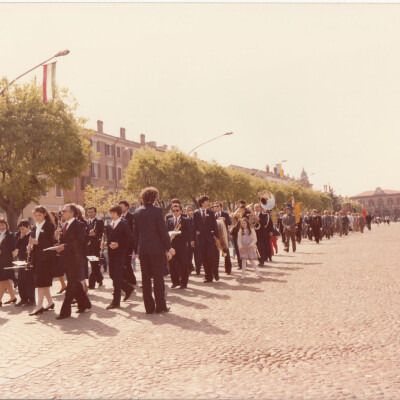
top-left (187, 132), bottom-right (233, 156)
top-left (0, 50), bottom-right (70, 96)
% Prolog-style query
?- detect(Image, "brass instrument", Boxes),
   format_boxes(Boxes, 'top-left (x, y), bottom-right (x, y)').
top-left (215, 218), bottom-right (228, 257)
top-left (99, 221), bottom-right (107, 268)
top-left (229, 208), bottom-right (245, 235)
top-left (88, 218), bottom-right (97, 246)
top-left (246, 203), bottom-right (261, 230)
top-left (167, 220), bottom-right (181, 272)
top-left (259, 190), bottom-right (275, 211)
top-left (25, 240), bottom-right (34, 271)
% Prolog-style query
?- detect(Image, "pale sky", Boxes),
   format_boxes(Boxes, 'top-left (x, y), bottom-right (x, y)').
top-left (1, 3), bottom-right (399, 197)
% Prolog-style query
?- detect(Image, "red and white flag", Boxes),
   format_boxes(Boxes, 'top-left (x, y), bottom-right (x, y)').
top-left (43, 62), bottom-right (56, 103)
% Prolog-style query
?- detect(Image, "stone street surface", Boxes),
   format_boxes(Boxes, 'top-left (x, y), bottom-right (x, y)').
top-left (1, 224), bottom-right (399, 399)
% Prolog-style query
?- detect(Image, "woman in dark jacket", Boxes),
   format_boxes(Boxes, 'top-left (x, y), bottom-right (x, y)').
top-left (28, 206), bottom-right (56, 316)
top-left (0, 219), bottom-right (17, 306)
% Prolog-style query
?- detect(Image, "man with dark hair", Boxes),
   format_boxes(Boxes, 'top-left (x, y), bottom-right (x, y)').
top-left (167, 203), bottom-right (190, 289)
top-left (118, 200), bottom-right (137, 286)
top-left (86, 206), bottom-right (104, 289)
top-left (105, 204), bottom-right (135, 309)
top-left (56, 203), bottom-right (91, 319)
top-left (213, 201), bottom-right (232, 274)
top-left (133, 187), bottom-right (175, 314)
top-left (15, 219), bottom-right (35, 306)
top-left (191, 195), bottom-right (220, 283)
top-left (186, 205), bottom-right (202, 275)
top-left (282, 206), bottom-right (297, 252)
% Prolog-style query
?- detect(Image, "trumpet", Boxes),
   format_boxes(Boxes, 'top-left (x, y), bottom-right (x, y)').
top-left (229, 208), bottom-right (245, 234)
top-left (259, 190), bottom-right (275, 211)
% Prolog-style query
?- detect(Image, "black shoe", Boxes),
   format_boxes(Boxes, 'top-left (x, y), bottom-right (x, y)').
top-left (15, 300), bottom-right (27, 307)
top-left (98, 281), bottom-right (103, 287)
top-left (226, 273), bottom-right (231, 275)
top-left (88, 285), bottom-right (95, 290)
top-left (146, 310), bottom-right (155, 314)
top-left (4, 298), bottom-right (17, 305)
top-left (57, 287), bottom-right (67, 294)
top-left (123, 286), bottom-right (134, 301)
top-left (29, 307), bottom-right (44, 316)
top-left (179, 285), bottom-right (187, 289)
top-left (237, 266), bottom-right (242, 270)
top-left (56, 314), bottom-right (70, 320)
top-left (25, 300), bottom-right (35, 307)
top-left (215, 277), bottom-right (220, 282)
top-left (203, 279), bottom-right (212, 283)
top-left (106, 303), bottom-right (120, 310)
top-left (44, 303), bottom-right (55, 311)
top-left (170, 284), bottom-right (180, 289)
top-left (155, 307), bottom-right (170, 313)
top-left (257, 263), bottom-right (264, 266)
top-left (76, 305), bottom-right (90, 313)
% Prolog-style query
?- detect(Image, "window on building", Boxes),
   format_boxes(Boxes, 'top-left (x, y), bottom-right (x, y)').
top-left (388, 198), bottom-right (393, 205)
top-left (105, 144), bottom-right (111, 156)
top-left (91, 163), bottom-right (101, 178)
top-left (41, 189), bottom-right (48, 198)
top-left (55, 186), bottom-right (63, 198)
top-left (397, 198), bottom-right (400, 205)
top-left (117, 146), bottom-right (121, 158)
top-left (106, 165), bottom-right (114, 180)
top-left (117, 167), bottom-right (122, 181)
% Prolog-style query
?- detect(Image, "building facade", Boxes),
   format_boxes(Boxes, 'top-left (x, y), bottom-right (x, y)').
top-left (22, 120), bottom-right (166, 216)
top-left (350, 187), bottom-right (400, 218)
top-left (228, 164), bottom-right (313, 189)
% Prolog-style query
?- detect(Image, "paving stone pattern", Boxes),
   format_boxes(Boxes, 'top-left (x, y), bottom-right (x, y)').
top-left (0, 224), bottom-right (399, 399)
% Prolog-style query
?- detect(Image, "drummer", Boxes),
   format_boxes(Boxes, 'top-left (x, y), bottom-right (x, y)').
top-left (213, 201), bottom-right (232, 275)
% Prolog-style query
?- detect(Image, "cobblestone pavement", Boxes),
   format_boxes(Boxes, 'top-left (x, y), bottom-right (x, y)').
top-left (1, 224), bottom-right (399, 399)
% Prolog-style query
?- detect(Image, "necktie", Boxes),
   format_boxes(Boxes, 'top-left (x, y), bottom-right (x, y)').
top-left (174, 218), bottom-right (178, 228)
top-left (202, 210), bottom-right (206, 223)
top-left (112, 222), bottom-right (115, 229)
top-left (63, 223), bottom-right (67, 235)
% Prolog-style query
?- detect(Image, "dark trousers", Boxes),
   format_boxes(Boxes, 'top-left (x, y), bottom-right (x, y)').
top-left (139, 254), bottom-right (167, 313)
top-left (265, 235), bottom-right (272, 260)
top-left (284, 231), bottom-right (296, 251)
top-left (307, 226), bottom-right (313, 240)
top-left (170, 252), bottom-right (189, 287)
top-left (233, 235), bottom-right (242, 267)
top-left (324, 227), bottom-right (331, 239)
top-left (109, 261), bottom-right (133, 306)
top-left (187, 245), bottom-right (202, 274)
top-left (296, 229), bottom-right (302, 243)
top-left (256, 234), bottom-right (266, 264)
top-left (88, 261), bottom-right (103, 288)
top-left (218, 249), bottom-right (232, 273)
top-left (60, 273), bottom-right (90, 316)
top-left (199, 241), bottom-right (219, 282)
top-left (280, 230), bottom-right (286, 243)
top-left (312, 226), bottom-right (320, 243)
top-left (123, 253), bottom-right (137, 285)
top-left (17, 269), bottom-right (35, 302)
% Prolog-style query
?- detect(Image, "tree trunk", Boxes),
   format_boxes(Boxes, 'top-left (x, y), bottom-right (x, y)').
top-left (5, 208), bottom-right (22, 232)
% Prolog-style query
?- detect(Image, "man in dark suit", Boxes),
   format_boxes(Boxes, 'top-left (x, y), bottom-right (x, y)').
top-left (105, 204), bottom-right (135, 310)
top-left (119, 200), bottom-right (137, 286)
top-left (186, 205), bottom-right (202, 275)
top-left (167, 203), bottom-right (189, 289)
top-left (133, 187), bottom-right (175, 314)
top-left (264, 211), bottom-right (274, 262)
top-left (311, 210), bottom-right (322, 244)
top-left (252, 203), bottom-right (267, 266)
top-left (191, 195), bottom-right (219, 283)
top-left (277, 211), bottom-right (285, 243)
top-left (86, 207), bottom-right (104, 289)
top-left (56, 204), bottom-right (91, 319)
top-left (213, 201), bottom-right (232, 274)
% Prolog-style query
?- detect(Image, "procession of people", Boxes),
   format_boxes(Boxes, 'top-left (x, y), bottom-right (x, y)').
top-left (0, 186), bottom-right (384, 319)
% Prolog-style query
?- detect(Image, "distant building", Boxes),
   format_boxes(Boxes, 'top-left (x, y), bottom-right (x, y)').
top-left (22, 120), bottom-right (166, 215)
top-left (227, 164), bottom-right (313, 189)
top-left (350, 187), bottom-right (400, 218)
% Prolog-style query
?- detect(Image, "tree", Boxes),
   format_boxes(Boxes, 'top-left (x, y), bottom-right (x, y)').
top-left (124, 148), bottom-right (203, 214)
top-left (0, 78), bottom-right (92, 230)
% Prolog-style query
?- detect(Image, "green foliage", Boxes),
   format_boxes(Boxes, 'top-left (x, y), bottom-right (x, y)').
top-left (123, 147), bottom-right (333, 214)
top-left (0, 78), bottom-right (92, 230)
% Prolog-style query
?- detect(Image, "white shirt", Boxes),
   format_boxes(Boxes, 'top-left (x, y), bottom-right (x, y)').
top-left (64, 217), bottom-right (76, 231)
top-left (35, 220), bottom-right (46, 240)
top-left (0, 230), bottom-right (6, 244)
top-left (111, 217), bottom-right (122, 229)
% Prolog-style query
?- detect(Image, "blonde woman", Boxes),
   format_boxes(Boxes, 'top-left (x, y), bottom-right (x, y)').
top-left (237, 218), bottom-right (260, 278)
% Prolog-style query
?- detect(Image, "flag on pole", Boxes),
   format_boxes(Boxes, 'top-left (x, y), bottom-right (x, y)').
top-left (278, 163), bottom-right (284, 178)
top-left (43, 62), bottom-right (56, 103)
top-left (324, 185), bottom-right (328, 192)
top-left (362, 206), bottom-right (366, 218)
top-left (294, 202), bottom-right (301, 223)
